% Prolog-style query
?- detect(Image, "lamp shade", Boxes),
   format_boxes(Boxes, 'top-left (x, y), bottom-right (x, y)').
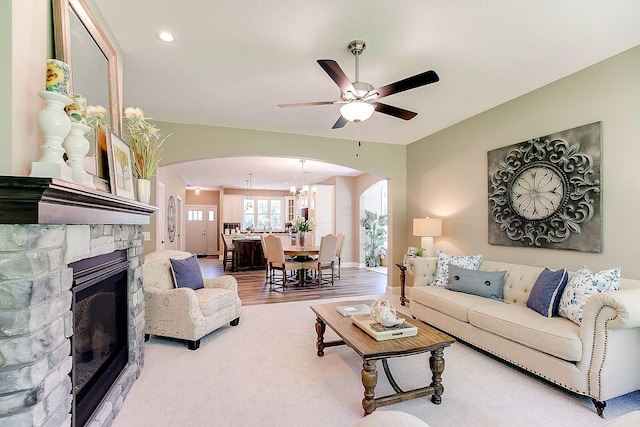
top-left (413, 218), bottom-right (442, 237)
top-left (340, 101), bottom-right (375, 122)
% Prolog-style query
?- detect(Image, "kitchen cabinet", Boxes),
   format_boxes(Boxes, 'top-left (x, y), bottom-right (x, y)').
top-left (222, 195), bottom-right (243, 223)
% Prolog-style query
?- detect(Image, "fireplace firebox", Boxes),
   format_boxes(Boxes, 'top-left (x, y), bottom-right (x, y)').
top-left (70, 250), bottom-right (130, 426)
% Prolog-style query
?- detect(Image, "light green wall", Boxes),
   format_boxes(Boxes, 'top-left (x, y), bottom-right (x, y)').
top-left (407, 44), bottom-right (640, 278)
top-left (155, 122), bottom-right (407, 287)
top-left (0, 1), bottom-right (11, 174)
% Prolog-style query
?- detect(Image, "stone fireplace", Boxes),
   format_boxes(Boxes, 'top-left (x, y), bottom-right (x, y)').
top-left (0, 177), bottom-right (155, 426)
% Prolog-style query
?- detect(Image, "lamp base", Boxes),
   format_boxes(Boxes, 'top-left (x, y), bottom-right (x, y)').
top-left (420, 236), bottom-right (435, 257)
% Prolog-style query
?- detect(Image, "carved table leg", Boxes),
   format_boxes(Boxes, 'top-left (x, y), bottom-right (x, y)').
top-left (315, 317), bottom-right (326, 357)
top-left (362, 359), bottom-right (378, 415)
top-left (429, 347), bottom-right (445, 404)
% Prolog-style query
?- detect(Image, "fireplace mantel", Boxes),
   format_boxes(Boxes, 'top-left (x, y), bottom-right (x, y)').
top-left (0, 176), bottom-right (156, 225)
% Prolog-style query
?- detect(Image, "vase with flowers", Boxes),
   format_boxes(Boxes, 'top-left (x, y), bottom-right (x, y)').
top-left (295, 217), bottom-right (313, 247)
top-left (124, 107), bottom-right (171, 203)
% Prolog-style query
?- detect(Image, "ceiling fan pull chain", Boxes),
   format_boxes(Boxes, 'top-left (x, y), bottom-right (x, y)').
top-left (355, 123), bottom-right (362, 157)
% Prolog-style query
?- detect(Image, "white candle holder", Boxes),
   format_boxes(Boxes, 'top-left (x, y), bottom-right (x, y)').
top-left (63, 122), bottom-right (96, 189)
top-left (31, 91), bottom-right (73, 182)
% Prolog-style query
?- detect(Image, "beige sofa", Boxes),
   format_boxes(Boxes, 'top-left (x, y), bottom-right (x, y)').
top-left (408, 257), bottom-right (640, 416)
top-left (143, 250), bottom-right (242, 350)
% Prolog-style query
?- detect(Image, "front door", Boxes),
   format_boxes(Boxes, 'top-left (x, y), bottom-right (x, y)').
top-left (185, 205), bottom-right (218, 255)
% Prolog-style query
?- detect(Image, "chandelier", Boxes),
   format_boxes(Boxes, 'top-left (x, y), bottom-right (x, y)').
top-left (290, 160), bottom-right (310, 195)
top-left (245, 173), bottom-right (253, 210)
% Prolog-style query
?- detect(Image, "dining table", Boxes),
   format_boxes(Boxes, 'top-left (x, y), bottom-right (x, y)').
top-left (282, 245), bottom-right (320, 258)
top-left (282, 245), bottom-right (320, 285)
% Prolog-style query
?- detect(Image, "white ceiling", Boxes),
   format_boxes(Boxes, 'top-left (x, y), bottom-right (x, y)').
top-left (93, 0), bottom-right (640, 190)
top-left (178, 157), bottom-right (362, 191)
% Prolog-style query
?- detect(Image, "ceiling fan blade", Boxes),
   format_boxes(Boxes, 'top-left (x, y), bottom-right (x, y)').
top-left (278, 101), bottom-right (337, 108)
top-left (317, 60), bottom-right (357, 95)
top-left (368, 70), bottom-right (439, 99)
top-left (373, 102), bottom-right (418, 120)
top-left (332, 116), bottom-right (348, 129)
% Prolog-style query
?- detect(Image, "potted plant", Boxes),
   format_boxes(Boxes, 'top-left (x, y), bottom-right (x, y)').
top-left (295, 217), bottom-right (313, 247)
top-left (379, 247), bottom-right (388, 266)
top-left (124, 107), bottom-right (171, 203)
top-left (360, 210), bottom-right (388, 267)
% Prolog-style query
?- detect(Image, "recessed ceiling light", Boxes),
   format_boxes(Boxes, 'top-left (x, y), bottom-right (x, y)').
top-left (157, 31), bottom-right (175, 42)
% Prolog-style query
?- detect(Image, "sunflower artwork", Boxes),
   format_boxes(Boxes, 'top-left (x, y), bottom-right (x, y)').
top-left (45, 59), bottom-right (71, 95)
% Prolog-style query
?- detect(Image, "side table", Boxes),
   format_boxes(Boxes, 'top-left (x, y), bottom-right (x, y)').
top-left (395, 263), bottom-right (408, 306)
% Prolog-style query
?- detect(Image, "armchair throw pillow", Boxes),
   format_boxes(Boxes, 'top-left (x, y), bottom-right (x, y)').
top-left (447, 264), bottom-right (506, 300)
top-left (169, 255), bottom-right (205, 290)
top-left (558, 265), bottom-right (620, 325)
top-left (431, 249), bottom-right (483, 287)
top-left (526, 268), bottom-right (568, 317)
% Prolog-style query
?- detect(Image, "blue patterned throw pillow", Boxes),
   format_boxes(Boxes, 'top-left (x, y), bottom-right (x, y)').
top-left (526, 268), bottom-right (568, 317)
top-left (169, 255), bottom-right (205, 290)
top-left (431, 249), bottom-right (483, 287)
top-left (558, 266), bottom-right (620, 325)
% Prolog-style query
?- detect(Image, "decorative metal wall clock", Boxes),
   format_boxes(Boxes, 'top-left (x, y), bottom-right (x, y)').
top-left (168, 195), bottom-right (176, 242)
top-left (487, 122), bottom-right (602, 252)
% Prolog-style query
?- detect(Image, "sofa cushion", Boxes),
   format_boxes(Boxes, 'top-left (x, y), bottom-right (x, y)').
top-left (170, 255), bottom-right (205, 290)
top-left (195, 287), bottom-right (237, 316)
top-left (432, 249), bottom-right (483, 287)
top-left (558, 265), bottom-right (621, 325)
top-left (447, 265), bottom-right (506, 301)
top-left (411, 285), bottom-right (502, 323)
top-left (480, 261), bottom-right (544, 305)
top-left (526, 268), bottom-right (569, 317)
top-left (468, 303), bottom-right (582, 361)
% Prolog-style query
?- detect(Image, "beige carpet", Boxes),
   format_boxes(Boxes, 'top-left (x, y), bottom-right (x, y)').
top-left (113, 294), bottom-right (639, 427)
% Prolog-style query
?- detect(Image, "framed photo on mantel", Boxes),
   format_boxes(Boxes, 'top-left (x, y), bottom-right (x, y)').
top-left (107, 132), bottom-right (135, 200)
top-left (93, 127), bottom-right (111, 192)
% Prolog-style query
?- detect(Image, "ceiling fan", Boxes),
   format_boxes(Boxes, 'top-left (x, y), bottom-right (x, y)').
top-left (278, 40), bottom-right (439, 129)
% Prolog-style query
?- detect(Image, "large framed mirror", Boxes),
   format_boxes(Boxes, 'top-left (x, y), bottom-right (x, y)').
top-left (52, 0), bottom-right (121, 136)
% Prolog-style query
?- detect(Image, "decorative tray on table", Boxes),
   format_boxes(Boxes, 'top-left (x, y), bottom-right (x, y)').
top-left (352, 314), bottom-right (418, 341)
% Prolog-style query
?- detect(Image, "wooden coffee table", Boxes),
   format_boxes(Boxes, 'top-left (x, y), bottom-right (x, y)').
top-left (310, 300), bottom-right (455, 415)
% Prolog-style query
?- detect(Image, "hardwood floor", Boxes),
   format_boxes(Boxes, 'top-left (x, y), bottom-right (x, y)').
top-left (197, 256), bottom-right (388, 306)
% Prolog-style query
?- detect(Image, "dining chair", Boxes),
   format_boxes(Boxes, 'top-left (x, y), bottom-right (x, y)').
top-left (260, 234), bottom-right (270, 284)
top-left (221, 233), bottom-right (236, 272)
top-left (264, 235), bottom-right (303, 291)
top-left (335, 233), bottom-right (345, 278)
top-left (302, 234), bottom-right (338, 287)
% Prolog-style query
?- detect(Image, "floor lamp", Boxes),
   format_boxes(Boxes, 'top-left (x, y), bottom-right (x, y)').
top-left (413, 217), bottom-right (442, 257)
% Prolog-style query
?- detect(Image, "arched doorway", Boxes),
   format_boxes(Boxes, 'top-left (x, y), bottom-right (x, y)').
top-left (359, 179), bottom-right (388, 272)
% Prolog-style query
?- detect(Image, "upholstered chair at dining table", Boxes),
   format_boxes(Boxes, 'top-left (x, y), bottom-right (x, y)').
top-left (335, 233), bottom-right (345, 278)
top-left (264, 234), bottom-right (303, 291)
top-left (303, 234), bottom-right (338, 287)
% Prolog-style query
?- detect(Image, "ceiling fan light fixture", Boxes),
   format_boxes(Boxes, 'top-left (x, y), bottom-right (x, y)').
top-left (340, 101), bottom-right (375, 123)
top-left (157, 31), bottom-right (175, 42)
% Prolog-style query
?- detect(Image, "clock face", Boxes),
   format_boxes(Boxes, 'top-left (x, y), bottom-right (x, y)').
top-left (510, 165), bottom-right (564, 220)
top-left (168, 196), bottom-right (176, 242)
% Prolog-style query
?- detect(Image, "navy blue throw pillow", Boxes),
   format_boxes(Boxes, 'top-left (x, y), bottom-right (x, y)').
top-left (526, 268), bottom-right (568, 317)
top-left (169, 255), bottom-right (204, 290)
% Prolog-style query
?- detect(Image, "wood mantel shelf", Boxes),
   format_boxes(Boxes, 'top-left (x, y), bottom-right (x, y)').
top-left (0, 176), bottom-right (157, 225)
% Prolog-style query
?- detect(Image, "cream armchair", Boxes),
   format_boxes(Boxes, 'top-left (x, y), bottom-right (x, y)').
top-left (143, 250), bottom-right (242, 350)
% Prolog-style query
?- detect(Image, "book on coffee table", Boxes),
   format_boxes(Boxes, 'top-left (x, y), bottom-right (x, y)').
top-left (336, 303), bottom-right (371, 317)
top-left (351, 314), bottom-right (418, 341)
